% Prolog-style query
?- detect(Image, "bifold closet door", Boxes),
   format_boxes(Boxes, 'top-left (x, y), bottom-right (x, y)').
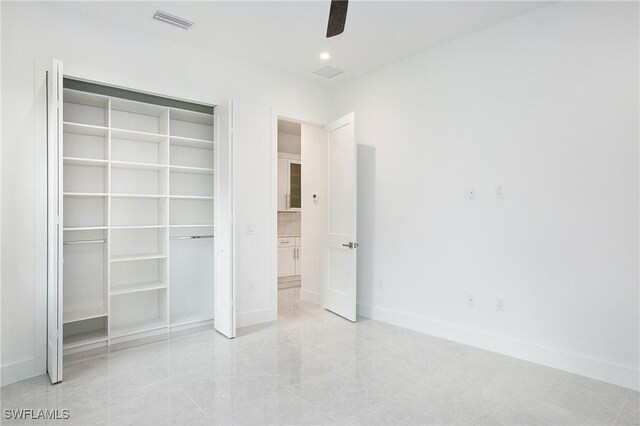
top-left (46, 59), bottom-right (64, 384)
top-left (213, 100), bottom-right (236, 338)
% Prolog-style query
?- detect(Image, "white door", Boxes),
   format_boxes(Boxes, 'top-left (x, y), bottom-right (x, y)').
top-left (46, 59), bottom-right (64, 383)
top-left (214, 100), bottom-right (236, 338)
top-left (323, 113), bottom-right (357, 321)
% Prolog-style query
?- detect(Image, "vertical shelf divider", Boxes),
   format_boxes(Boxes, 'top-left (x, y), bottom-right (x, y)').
top-left (164, 108), bottom-right (171, 331)
top-left (106, 97), bottom-right (112, 346)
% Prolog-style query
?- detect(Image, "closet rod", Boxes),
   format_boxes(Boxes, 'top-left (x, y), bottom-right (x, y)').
top-left (63, 239), bottom-right (107, 245)
top-left (170, 235), bottom-right (214, 240)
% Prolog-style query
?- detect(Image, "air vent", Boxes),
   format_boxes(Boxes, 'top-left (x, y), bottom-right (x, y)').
top-left (153, 10), bottom-right (193, 30)
top-left (313, 65), bottom-right (344, 79)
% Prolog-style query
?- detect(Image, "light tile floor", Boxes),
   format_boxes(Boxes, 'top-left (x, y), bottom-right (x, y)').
top-left (2, 288), bottom-right (638, 425)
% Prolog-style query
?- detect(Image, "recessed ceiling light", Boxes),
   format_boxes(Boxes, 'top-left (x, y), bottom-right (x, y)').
top-left (320, 52), bottom-right (331, 60)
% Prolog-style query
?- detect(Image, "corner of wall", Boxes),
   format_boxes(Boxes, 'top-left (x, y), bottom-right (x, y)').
top-left (357, 303), bottom-right (640, 391)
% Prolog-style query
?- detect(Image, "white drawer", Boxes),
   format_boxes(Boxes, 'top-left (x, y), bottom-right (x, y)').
top-left (278, 238), bottom-right (295, 247)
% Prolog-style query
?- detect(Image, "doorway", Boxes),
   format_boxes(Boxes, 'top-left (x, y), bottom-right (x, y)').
top-left (271, 112), bottom-right (358, 322)
top-left (276, 120), bottom-right (303, 291)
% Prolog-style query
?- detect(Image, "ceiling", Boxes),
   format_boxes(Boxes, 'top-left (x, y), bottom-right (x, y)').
top-left (58, 1), bottom-right (548, 84)
top-left (278, 120), bottom-right (301, 135)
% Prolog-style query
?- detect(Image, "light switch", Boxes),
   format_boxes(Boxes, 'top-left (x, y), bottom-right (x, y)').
top-left (245, 225), bottom-right (255, 235)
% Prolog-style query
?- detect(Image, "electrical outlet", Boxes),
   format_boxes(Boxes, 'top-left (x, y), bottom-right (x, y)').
top-left (496, 297), bottom-right (505, 312)
top-left (245, 225), bottom-right (255, 235)
top-left (249, 282), bottom-right (255, 292)
top-left (467, 294), bottom-right (475, 306)
top-left (468, 187), bottom-right (476, 200)
top-left (377, 279), bottom-right (384, 290)
top-left (496, 186), bottom-right (503, 199)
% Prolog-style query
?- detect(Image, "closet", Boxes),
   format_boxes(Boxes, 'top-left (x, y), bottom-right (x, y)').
top-left (47, 67), bottom-right (235, 370)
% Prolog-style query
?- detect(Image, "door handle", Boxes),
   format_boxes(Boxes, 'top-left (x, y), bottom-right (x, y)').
top-left (341, 242), bottom-right (359, 249)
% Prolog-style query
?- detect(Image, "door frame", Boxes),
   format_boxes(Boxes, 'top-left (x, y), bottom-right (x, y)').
top-left (269, 110), bottom-right (325, 320)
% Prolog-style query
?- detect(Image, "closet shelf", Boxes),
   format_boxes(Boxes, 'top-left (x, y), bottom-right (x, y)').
top-left (169, 195), bottom-right (214, 200)
top-left (111, 225), bottom-right (167, 230)
top-left (110, 253), bottom-right (167, 263)
top-left (169, 136), bottom-right (214, 150)
top-left (111, 128), bottom-right (167, 144)
top-left (64, 192), bottom-right (108, 198)
top-left (63, 157), bottom-right (108, 167)
top-left (64, 89), bottom-right (109, 108)
top-left (111, 161), bottom-right (166, 171)
top-left (111, 194), bottom-right (167, 199)
top-left (63, 329), bottom-right (108, 350)
top-left (169, 165), bottom-right (214, 175)
top-left (111, 281), bottom-right (166, 296)
top-left (63, 306), bottom-right (108, 324)
top-left (62, 85), bottom-right (217, 353)
top-left (63, 226), bottom-right (108, 231)
top-left (111, 319), bottom-right (167, 339)
top-left (169, 108), bottom-right (213, 124)
top-left (63, 122), bottom-right (109, 136)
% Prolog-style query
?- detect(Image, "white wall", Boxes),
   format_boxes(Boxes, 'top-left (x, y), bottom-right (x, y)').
top-left (332, 2), bottom-right (639, 390)
top-left (0, 2), bottom-right (329, 384)
top-left (278, 131), bottom-right (301, 155)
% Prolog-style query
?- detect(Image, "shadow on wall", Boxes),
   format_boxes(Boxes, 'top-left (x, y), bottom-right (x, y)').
top-left (357, 144), bottom-right (376, 311)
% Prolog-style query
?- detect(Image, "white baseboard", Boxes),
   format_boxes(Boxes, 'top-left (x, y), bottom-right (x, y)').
top-left (237, 308), bottom-right (275, 328)
top-left (357, 303), bottom-right (639, 391)
top-left (300, 289), bottom-right (320, 304)
top-left (1, 357), bottom-right (44, 386)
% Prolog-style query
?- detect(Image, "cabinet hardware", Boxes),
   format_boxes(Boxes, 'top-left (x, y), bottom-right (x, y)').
top-left (341, 242), bottom-right (359, 249)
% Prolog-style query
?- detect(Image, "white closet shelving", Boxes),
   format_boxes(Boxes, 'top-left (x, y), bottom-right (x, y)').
top-left (62, 87), bottom-right (215, 352)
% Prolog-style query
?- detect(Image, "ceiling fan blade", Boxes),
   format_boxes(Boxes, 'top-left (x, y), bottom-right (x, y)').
top-left (326, 0), bottom-right (348, 38)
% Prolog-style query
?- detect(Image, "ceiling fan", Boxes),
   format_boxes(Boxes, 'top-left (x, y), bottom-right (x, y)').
top-left (326, 0), bottom-right (349, 38)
